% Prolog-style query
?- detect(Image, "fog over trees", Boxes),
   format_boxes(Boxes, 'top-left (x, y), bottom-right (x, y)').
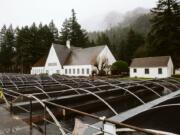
top-left (89, 0), bottom-right (180, 67)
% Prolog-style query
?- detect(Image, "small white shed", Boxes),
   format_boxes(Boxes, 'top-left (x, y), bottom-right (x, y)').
top-left (129, 56), bottom-right (173, 78)
top-left (175, 68), bottom-right (180, 75)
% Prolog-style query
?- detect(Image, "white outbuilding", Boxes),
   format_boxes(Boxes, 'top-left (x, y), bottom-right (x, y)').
top-left (31, 42), bottom-right (116, 76)
top-left (175, 68), bottom-right (180, 75)
top-left (129, 56), bottom-right (174, 78)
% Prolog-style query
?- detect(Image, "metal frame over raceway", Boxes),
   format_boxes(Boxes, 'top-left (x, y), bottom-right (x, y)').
top-left (0, 73), bottom-right (180, 135)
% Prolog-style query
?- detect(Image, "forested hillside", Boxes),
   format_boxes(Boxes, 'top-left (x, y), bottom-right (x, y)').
top-left (88, 13), bottom-right (152, 63)
top-left (89, 0), bottom-right (180, 67)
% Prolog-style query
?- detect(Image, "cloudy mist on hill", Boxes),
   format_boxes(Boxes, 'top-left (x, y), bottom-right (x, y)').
top-left (83, 7), bottom-right (150, 31)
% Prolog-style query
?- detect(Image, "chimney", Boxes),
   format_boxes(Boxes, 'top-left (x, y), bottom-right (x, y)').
top-left (66, 40), bottom-right (71, 49)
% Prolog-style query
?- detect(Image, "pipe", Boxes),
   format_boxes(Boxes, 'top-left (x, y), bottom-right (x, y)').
top-left (45, 101), bottom-right (162, 135)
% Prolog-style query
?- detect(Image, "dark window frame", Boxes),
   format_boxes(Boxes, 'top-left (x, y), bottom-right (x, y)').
top-left (145, 68), bottom-right (149, 74)
top-left (82, 68), bottom-right (84, 74)
top-left (65, 69), bottom-right (67, 74)
top-left (87, 68), bottom-right (90, 74)
top-left (158, 68), bottom-right (162, 74)
top-left (73, 69), bottom-right (75, 74)
top-left (77, 69), bottom-right (80, 74)
top-left (48, 63), bottom-right (57, 66)
top-left (56, 70), bottom-right (60, 74)
top-left (133, 68), bottom-right (137, 73)
top-left (46, 70), bottom-right (49, 74)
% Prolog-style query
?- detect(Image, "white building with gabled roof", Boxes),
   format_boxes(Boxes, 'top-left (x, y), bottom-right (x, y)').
top-left (31, 42), bottom-right (116, 76)
top-left (129, 56), bottom-right (174, 78)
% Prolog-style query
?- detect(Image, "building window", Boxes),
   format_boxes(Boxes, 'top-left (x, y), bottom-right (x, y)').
top-left (69, 69), bottom-right (71, 74)
top-left (65, 69), bottom-right (67, 74)
top-left (46, 70), bottom-right (49, 74)
top-left (133, 68), bottom-right (137, 73)
top-left (158, 68), bottom-right (162, 74)
top-left (56, 70), bottom-right (60, 74)
top-left (73, 69), bottom-right (75, 74)
top-left (145, 68), bottom-right (149, 74)
top-left (87, 68), bottom-right (90, 74)
top-left (82, 68), bottom-right (84, 74)
top-left (48, 63), bottom-right (57, 66)
top-left (77, 69), bottom-right (80, 74)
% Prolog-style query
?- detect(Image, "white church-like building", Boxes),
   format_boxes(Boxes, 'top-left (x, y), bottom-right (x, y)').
top-left (129, 56), bottom-right (174, 78)
top-left (31, 41), bottom-right (116, 76)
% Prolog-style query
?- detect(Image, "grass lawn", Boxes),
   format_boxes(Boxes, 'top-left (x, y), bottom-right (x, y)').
top-left (118, 76), bottom-right (152, 81)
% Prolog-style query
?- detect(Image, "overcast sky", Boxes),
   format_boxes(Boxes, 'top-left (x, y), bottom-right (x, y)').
top-left (0, 0), bottom-right (157, 31)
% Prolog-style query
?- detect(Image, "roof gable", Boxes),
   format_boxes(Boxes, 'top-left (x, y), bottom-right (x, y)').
top-left (130, 56), bottom-right (171, 68)
top-left (33, 44), bottom-right (108, 67)
top-left (52, 44), bottom-right (72, 65)
top-left (33, 56), bottom-right (47, 67)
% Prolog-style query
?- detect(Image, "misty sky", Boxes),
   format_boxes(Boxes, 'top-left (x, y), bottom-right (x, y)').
top-left (0, 0), bottom-right (157, 31)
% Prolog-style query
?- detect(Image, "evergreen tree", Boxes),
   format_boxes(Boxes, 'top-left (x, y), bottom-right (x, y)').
top-left (120, 29), bottom-right (145, 63)
top-left (49, 20), bottom-right (59, 43)
top-left (59, 9), bottom-right (89, 47)
top-left (59, 19), bottom-right (71, 45)
top-left (0, 25), bottom-right (16, 72)
top-left (0, 25), bottom-right (7, 52)
top-left (16, 26), bottom-right (32, 73)
top-left (37, 24), bottom-right (54, 53)
top-left (118, 39), bottom-right (126, 60)
top-left (95, 32), bottom-right (116, 57)
top-left (147, 0), bottom-right (180, 67)
top-left (16, 23), bottom-right (54, 73)
top-left (96, 33), bottom-right (110, 46)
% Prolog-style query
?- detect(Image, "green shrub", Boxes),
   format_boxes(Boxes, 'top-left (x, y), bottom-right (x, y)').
top-left (111, 60), bottom-right (129, 75)
top-left (98, 70), bottom-right (106, 76)
top-left (39, 73), bottom-right (48, 77)
top-left (52, 73), bottom-right (60, 77)
top-left (172, 74), bottom-right (180, 78)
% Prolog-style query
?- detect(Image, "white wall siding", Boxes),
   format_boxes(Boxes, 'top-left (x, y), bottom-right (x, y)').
top-left (130, 67), bottom-right (169, 78)
top-left (98, 46), bottom-right (116, 65)
top-left (63, 65), bottom-right (93, 76)
top-left (31, 67), bottom-right (45, 75)
top-left (167, 57), bottom-right (174, 77)
top-left (44, 44), bottom-right (62, 75)
top-left (175, 69), bottom-right (180, 75)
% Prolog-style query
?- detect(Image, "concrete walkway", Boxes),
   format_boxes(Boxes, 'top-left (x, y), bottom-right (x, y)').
top-left (0, 107), bottom-right (42, 135)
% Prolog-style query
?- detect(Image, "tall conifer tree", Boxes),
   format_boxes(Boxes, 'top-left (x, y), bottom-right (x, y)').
top-left (147, 0), bottom-right (180, 67)
top-left (0, 25), bottom-right (15, 71)
top-left (59, 9), bottom-right (88, 47)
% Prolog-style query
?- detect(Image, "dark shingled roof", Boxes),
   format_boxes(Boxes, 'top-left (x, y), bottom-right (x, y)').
top-left (53, 44), bottom-right (71, 65)
top-left (130, 56), bottom-right (171, 68)
top-left (64, 46), bottom-right (106, 65)
top-left (53, 44), bottom-right (81, 65)
top-left (33, 56), bottom-right (47, 67)
top-left (33, 44), bottom-right (106, 67)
